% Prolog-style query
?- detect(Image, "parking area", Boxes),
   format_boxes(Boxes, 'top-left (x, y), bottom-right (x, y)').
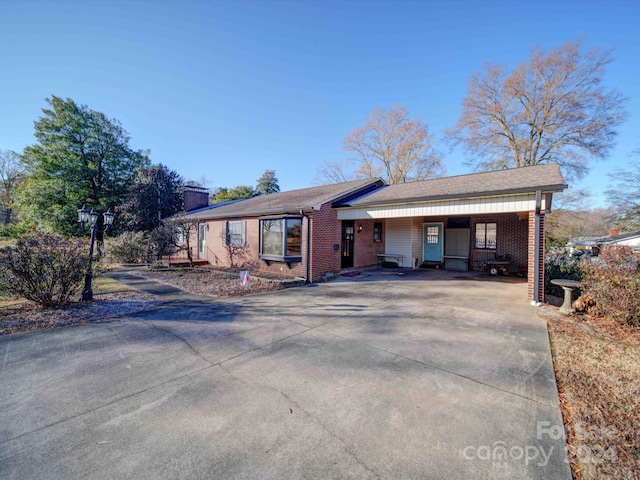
top-left (0, 270), bottom-right (571, 479)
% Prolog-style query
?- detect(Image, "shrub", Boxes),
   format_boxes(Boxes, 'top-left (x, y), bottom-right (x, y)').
top-left (581, 247), bottom-right (640, 327)
top-left (0, 232), bottom-right (89, 307)
top-left (149, 261), bottom-right (169, 270)
top-left (148, 222), bottom-right (178, 261)
top-left (544, 253), bottom-right (585, 298)
top-left (0, 223), bottom-right (17, 239)
top-left (106, 231), bottom-right (148, 264)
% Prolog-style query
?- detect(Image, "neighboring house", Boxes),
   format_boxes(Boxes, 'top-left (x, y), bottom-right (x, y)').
top-left (567, 238), bottom-right (602, 256)
top-left (600, 230), bottom-right (640, 250)
top-left (569, 229), bottom-right (640, 255)
top-left (178, 163), bottom-right (567, 303)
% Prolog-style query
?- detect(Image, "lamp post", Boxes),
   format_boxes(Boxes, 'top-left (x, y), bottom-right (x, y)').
top-left (77, 205), bottom-right (115, 301)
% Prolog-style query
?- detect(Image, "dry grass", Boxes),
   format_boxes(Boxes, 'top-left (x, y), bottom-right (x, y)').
top-left (540, 303), bottom-right (640, 480)
top-left (138, 269), bottom-right (284, 297)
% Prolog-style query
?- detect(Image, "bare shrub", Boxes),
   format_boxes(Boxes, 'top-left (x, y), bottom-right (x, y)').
top-left (148, 222), bottom-right (177, 262)
top-left (0, 232), bottom-right (89, 307)
top-left (105, 231), bottom-right (149, 264)
top-left (159, 215), bottom-right (198, 267)
top-left (582, 247), bottom-right (640, 327)
top-left (573, 293), bottom-right (596, 313)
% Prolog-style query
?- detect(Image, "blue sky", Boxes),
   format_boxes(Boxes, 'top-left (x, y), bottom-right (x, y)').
top-left (1, 0), bottom-right (639, 207)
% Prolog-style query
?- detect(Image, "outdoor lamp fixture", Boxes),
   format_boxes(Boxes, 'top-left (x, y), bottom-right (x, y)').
top-left (77, 205), bottom-right (115, 301)
top-left (358, 223), bottom-right (363, 233)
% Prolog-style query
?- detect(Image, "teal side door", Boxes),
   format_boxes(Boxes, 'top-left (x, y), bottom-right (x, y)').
top-left (423, 223), bottom-right (443, 262)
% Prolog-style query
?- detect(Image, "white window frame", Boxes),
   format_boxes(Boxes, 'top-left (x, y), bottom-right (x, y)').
top-left (475, 222), bottom-right (497, 249)
top-left (259, 216), bottom-right (303, 262)
top-left (174, 226), bottom-right (186, 244)
top-left (223, 220), bottom-right (246, 247)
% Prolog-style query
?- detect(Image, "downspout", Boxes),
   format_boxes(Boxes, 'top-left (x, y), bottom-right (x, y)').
top-left (532, 190), bottom-right (542, 306)
top-left (300, 209), bottom-right (311, 284)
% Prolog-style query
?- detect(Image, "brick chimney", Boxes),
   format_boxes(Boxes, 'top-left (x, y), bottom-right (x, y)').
top-left (609, 228), bottom-right (620, 238)
top-left (183, 185), bottom-right (209, 211)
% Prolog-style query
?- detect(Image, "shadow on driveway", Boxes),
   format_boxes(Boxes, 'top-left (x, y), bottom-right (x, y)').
top-left (0, 269), bottom-right (571, 479)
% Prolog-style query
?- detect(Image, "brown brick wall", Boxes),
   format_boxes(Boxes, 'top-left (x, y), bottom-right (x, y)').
top-left (469, 213), bottom-right (529, 271)
top-left (183, 189), bottom-right (209, 212)
top-left (308, 203), bottom-right (342, 281)
top-left (527, 211), bottom-right (545, 303)
top-left (354, 220), bottom-right (386, 269)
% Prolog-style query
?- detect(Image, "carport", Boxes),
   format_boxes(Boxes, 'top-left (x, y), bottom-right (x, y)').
top-left (334, 163), bottom-right (567, 304)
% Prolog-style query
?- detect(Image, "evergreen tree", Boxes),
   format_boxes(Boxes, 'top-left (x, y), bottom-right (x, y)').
top-left (18, 96), bottom-right (149, 234)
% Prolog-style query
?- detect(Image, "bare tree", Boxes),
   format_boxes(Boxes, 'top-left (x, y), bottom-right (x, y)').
top-left (546, 196), bottom-right (613, 247)
top-left (0, 150), bottom-right (24, 225)
top-left (313, 159), bottom-right (358, 185)
top-left (341, 104), bottom-right (443, 184)
top-left (606, 161), bottom-right (640, 231)
top-left (150, 214), bottom-right (199, 267)
top-left (446, 38), bottom-right (628, 180)
top-left (221, 230), bottom-right (250, 268)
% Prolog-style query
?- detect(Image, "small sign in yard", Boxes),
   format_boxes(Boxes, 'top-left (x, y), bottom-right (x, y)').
top-left (240, 270), bottom-right (251, 286)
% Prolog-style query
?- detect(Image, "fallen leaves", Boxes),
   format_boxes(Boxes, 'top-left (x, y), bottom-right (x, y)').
top-left (540, 304), bottom-right (640, 480)
top-left (0, 292), bottom-right (157, 335)
top-left (138, 270), bottom-right (284, 297)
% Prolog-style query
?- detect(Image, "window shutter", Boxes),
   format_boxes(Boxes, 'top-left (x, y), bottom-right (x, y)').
top-left (222, 221), bottom-right (228, 246)
top-left (241, 221), bottom-right (246, 246)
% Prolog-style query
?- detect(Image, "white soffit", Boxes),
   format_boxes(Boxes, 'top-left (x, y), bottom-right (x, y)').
top-left (336, 193), bottom-right (545, 220)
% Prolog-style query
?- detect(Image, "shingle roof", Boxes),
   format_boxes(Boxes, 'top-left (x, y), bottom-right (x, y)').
top-left (185, 198), bottom-right (244, 214)
top-left (603, 230), bottom-right (640, 244)
top-left (336, 163), bottom-right (567, 208)
top-left (183, 178), bottom-right (382, 220)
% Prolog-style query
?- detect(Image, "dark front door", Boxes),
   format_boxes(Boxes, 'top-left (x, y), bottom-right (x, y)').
top-left (341, 220), bottom-right (355, 268)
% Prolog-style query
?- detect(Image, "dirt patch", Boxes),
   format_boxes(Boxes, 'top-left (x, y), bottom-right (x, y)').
top-left (137, 269), bottom-right (285, 297)
top-left (539, 305), bottom-right (640, 479)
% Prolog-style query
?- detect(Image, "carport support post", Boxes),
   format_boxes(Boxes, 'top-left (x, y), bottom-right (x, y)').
top-left (532, 190), bottom-right (542, 306)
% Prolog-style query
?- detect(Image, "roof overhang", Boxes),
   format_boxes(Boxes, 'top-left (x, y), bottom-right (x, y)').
top-left (336, 191), bottom-right (555, 220)
top-left (185, 206), bottom-right (314, 221)
top-left (179, 178), bottom-right (386, 222)
top-left (337, 184), bottom-right (567, 209)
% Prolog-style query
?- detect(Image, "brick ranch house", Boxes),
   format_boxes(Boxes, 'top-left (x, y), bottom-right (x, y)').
top-left (178, 163), bottom-right (567, 303)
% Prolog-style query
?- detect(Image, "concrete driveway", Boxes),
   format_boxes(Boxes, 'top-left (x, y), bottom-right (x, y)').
top-left (0, 270), bottom-right (571, 479)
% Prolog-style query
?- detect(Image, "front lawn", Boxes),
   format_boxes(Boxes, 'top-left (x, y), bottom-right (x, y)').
top-left (1, 268), bottom-right (289, 336)
top-left (540, 305), bottom-right (640, 479)
top-left (0, 276), bottom-right (157, 335)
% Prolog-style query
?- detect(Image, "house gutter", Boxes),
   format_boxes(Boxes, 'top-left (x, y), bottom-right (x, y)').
top-left (532, 190), bottom-right (542, 306)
